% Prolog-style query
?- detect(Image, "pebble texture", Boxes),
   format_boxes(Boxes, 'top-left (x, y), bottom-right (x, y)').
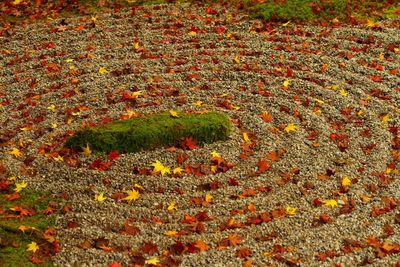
top-left (0, 3), bottom-right (399, 267)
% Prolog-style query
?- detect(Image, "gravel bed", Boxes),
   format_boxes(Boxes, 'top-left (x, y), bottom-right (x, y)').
top-left (0, 2), bottom-right (399, 266)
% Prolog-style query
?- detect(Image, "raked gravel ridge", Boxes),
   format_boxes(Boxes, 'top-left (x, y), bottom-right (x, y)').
top-left (0, 2), bottom-right (400, 266)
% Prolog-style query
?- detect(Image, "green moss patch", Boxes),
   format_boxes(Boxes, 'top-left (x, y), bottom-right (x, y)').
top-left (65, 111), bottom-right (232, 153)
top-left (0, 185), bottom-right (60, 266)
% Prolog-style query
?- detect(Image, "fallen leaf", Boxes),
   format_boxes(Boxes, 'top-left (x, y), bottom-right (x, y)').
top-left (323, 199), bottom-right (338, 208)
top-left (9, 148), bottom-right (22, 158)
top-left (95, 192), bottom-right (106, 202)
top-left (27, 242), bottom-right (39, 253)
top-left (145, 257), bottom-right (159, 265)
top-left (169, 110), bottom-right (179, 118)
top-left (14, 181), bottom-right (27, 192)
top-left (99, 67), bottom-right (108, 74)
top-left (123, 189), bottom-right (139, 203)
top-left (81, 144), bottom-right (92, 156)
top-left (285, 206), bottom-right (297, 216)
top-left (167, 202), bottom-right (177, 212)
top-left (284, 123), bottom-right (297, 133)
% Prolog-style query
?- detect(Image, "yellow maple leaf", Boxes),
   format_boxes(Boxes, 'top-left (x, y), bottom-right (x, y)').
top-left (192, 100), bottom-right (203, 106)
top-left (284, 123), bottom-right (297, 133)
top-left (164, 230), bottom-right (178, 237)
top-left (133, 41), bottom-right (140, 50)
top-left (210, 165), bottom-right (218, 173)
top-left (81, 144), bottom-right (92, 156)
top-left (341, 176), bottom-right (351, 187)
top-left (169, 110), bottom-right (179, 118)
top-left (283, 80), bottom-right (289, 87)
top-left (285, 206), bottom-right (297, 216)
top-left (167, 202), bottom-right (177, 212)
top-left (151, 160), bottom-right (170, 176)
top-left (282, 20), bottom-right (290, 27)
top-left (14, 181), bottom-right (27, 193)
top-left (211, 151), bottom-right (220, 158)
top-left (205, 193), bottom-right (213, 203)
top-left (243, 132), bottom-right (250, 142)
top-left (380, 114), bottom-right (390, 123)
top-left (379, 53), bottom-right (385, 60)
top-left (123, 189), bottom-right (139, 203)
top-left (339, 89), bottom-right (348, 96)
top-left (366, 19), bottom-right (375, 27)
top-left (50, 122), bottom-right (58, 129)
top-left (12, 0), bottom-right (24, 5)
top-left (91, 16), bottom-right (97, 23)
top-left (322, 199), bottom-right (338, 208)
top-left (145, 257), bottom-right (159, 265)
top-left (99, 67), bottom-right (108, 74)
top-left (47, 104), bottom-right (56, 110)
top-left (233, 55), bottom-right (241, 64)
top-left (131, 90), bottom-right (143, 98)
top-left (27, 242), bottom-right (39, 253)
top-left (188, 31), bottom-right (197, 36)
top-left (9, 147), bottom-right (22, 158)
top-left (173, 167), bottom-right (183, 175)
top-left (94, 192), bottom-right (106, 202)
top-left (18, 225), bottom-right (27, 233)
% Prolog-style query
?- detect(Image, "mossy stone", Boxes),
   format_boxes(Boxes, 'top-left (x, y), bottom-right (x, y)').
top-left (65, 111), bottom-right (232, 153)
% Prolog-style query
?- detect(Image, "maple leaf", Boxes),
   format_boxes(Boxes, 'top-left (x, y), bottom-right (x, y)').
top-left (339, 89), bottom-right (348, 96)
top-left (173, 167), bottom-right (183, 175)
top-left (165, 230), bottom-right (178, 237)
top-left (341, 176), bottom-right (351, 187)
top-left (99, 67), bottom-right (108, 74)
top-left (95, 192), bottom-right (106, 202)
top-left (233, 55), bottom-right (241, 64)
top-left (80, 144), bottom-right (92, 156)
top-left (181, 137), bottom-right (198, 150)
top-left (169, 110), bottom-right (179, 117)
top-left (284, 123), bottom-right (297, 133)
top-left (145, 257), bottom-right (159, 265)
top-left (123, 189), bottom-right (139, 203)
top-left (12, 0), bottom-right (24, 5)
top-left (19, 225), bottom-right (27, 233)
top-left (167, 202), bottom-right (177, 212)
top-left (205, 193), bottom-right (213, 203)
top-left (194, 240), bottom-right (208, 252)
top-left (260, 112), bottom-right (273, 123)
top-left (285, 206), bottom-right (297, 216)
top-left (150, 160), bottom-right (170, 176)
top-left (9, 147), bottom-right (22, 158)
top-left (283, 80), bottom-right (290, 88)
top-left (211, 151), bottom-right (220, 158)
top-left (323, 199), bottom-right (338, 208)
top-left (243, 132), bottom-right (250, 142)
top-left (257, 159), bottom-right (270, 173)
top-left (27, 242), bottom-right (39, 253)
top-left (14, 181), bottom-right (27, 193)
top-left (228, 233), bottom-right (241, 246)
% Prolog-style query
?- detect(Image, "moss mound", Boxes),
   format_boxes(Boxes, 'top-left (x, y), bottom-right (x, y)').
top-left (65, 111), bottom-right (232, 153)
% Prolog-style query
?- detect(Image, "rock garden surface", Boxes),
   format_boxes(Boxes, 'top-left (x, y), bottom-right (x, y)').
top-left (0, 2), bottom-right (400, 266)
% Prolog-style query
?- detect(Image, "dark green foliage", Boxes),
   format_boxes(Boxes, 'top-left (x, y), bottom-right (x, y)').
top-left (251, 0), bottom-right (316, 21)
top-left (65, 111), bottom-right (232, 153)
top-left (249, 0), bottom-right (398, 22)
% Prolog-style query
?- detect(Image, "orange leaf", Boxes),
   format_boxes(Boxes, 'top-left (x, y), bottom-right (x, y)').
top-left (260, 112), bottom-right (273, 122)
top-left (194, 240), bottom-right (208, 252)
top-left (228, 233), bottom-right (241, 246)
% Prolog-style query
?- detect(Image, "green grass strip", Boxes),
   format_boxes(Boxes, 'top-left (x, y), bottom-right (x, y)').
top-left (65, 111), bottom-right (232, 153)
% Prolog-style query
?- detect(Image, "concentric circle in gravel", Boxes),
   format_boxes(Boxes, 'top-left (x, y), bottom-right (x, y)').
top-left (1, 3), bottom-right (399, 267)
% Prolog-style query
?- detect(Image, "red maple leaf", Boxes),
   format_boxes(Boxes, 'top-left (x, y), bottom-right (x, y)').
top-left (257, 158), bottom-right (270, 173)
top-left (180, 137), bottom-right (198, 150)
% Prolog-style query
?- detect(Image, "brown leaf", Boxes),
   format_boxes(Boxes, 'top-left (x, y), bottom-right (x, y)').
top-left (79, 240), bottom-right (93, 249)
top-left (236, 247), bottom-right (252, 259)
top-left (140, 241), bottom-right (158, 256)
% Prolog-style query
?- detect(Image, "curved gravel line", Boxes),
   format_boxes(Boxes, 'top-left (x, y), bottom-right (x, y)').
top-left (1, 3), bottom-right (399, 267)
